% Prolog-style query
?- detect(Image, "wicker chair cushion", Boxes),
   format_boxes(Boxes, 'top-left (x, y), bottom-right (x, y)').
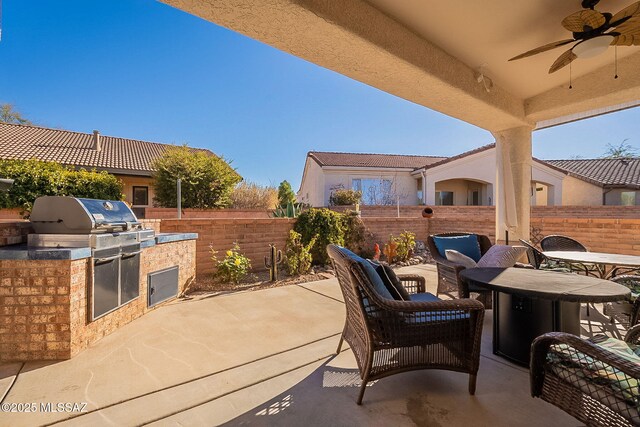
top-left (476, 245), bottom-right (527, 268)
top-left (548, 337), bottom-right (640, 404)
top-left (367, 260), bottom-right (407, 301)
top-left (405, 310), bottom-right (470, 324)
top-left (432, 235), bottom-right (482, 262)
top-left (336, 247), bottom-right (393, 300)
top-left (445, 250), bottom-right (478, 269)
top-left (408, 292), bottom-right (441, 302)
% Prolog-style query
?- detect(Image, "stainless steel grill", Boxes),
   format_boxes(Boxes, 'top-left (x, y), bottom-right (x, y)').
top-left (28, 196), bottom-right (155, 320)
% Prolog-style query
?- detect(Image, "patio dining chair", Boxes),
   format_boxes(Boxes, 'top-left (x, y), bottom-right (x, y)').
top-left (540, 235), bottom-right (588, 252)
top-left (540, 234), bottom-right (598, 277)
top-left (519, 239), bottom-right (571, 273)
top-left (531, 325), bottom-right (640, 427)
top-left (604, 275), bottom-right (640, 329)
top-left (327, 244), bottom-right (485, 404)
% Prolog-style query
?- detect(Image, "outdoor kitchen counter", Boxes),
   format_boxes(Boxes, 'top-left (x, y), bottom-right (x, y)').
top-left (0, 233), bottom-right (198, 259)
top-left (0, 231), bottom-right (198, 362)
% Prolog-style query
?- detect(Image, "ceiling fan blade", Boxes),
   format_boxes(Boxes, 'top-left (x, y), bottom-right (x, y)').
top-left (611, 1), bottom-right (640, 25)
top-left (611, 34), bottom-right (640, 45)
top-left (562, 9), bottom-right (606, 32)
top-left (548, 49), bottom-right (577, 74)
top-left (613, 17), bottom-right (640, 35)
top-left (508, 39), bottom-right (574, 61)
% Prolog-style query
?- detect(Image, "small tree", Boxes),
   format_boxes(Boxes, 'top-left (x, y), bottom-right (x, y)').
top-left (0, 104), bottom-right (32, 125)
top-left (602, 139), bottom-right (638, 159)
top-left (152, 145), bottom-right (241, 209)
top-left (277, 180), bottom-right (297, 207)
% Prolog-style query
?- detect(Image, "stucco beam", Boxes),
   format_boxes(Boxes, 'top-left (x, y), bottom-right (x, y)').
top-left (161, 0), bottom-right (529, 131)
top-left (526, 52), bottom-right (640, 126)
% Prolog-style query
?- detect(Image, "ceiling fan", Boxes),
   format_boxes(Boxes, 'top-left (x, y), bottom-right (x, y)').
top-left (509, 0), bottom-right (640, 74)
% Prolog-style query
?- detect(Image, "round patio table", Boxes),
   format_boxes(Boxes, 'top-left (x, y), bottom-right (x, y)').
top-left (460, 267), bottom-right (630, 366)
top-left (543, 251), bottom-right (640, 279)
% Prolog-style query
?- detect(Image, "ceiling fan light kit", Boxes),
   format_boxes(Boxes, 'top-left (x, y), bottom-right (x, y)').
top-left (572, 34), bottom-right (615, 58)
top-left (508, 0), bottom-right (640, 87)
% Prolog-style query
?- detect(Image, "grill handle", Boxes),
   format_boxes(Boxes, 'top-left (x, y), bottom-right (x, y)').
top-left (121, 250), bottom-right (142, 258)
top-left (95, 254), bottom-right (120, 264)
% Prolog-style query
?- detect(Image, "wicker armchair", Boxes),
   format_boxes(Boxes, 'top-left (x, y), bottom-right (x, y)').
top-left (327, 244), bottom-right (485, 404)
top-left (604, 275), bottom-right (640, 329)
top-left (426, 232), bottom-right (493, 304)
top-left (531, 326), bottom-right (640, 426)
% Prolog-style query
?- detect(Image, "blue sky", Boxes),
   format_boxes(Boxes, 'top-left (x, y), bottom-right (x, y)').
top-left (1, 0), bottom-right (639, 188)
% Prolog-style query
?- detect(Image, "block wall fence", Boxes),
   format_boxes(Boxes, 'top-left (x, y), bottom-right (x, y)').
top-left (2, 206), bottom-right (640, 280)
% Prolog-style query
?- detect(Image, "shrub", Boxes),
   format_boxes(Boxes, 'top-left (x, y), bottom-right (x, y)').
top-left (152, 145), bottom-right (241, 209)
top-left (277, 180), bottom-right (297, 207)
top-left (230, 181), bottom-right (278, 209)
top-left (285, 230), bottom-right (316, 275)
top-left (0, 159), bottom-right (123, 214)
top-left (342, 210), bottom-right (368, 254)
top-left (294, 208), bottom-right (345, 265)
top-left (329, 189), bottom-right (362, 206)
top-left (395, 231), bottom-right (416, 262)
top-left (383, 238), bottom-right (399, 263)
top-left (211, 242), bottom-right (252, 284)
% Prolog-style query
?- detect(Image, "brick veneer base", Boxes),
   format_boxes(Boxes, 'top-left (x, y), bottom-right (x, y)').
top-left (0, 239), bottom-right (196, 361)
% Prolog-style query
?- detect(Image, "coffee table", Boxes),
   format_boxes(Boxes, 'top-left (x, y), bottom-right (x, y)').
top-left (543, 250), bottom-right (640, 279)
top-left (460, 267), bottom-right (630, 366)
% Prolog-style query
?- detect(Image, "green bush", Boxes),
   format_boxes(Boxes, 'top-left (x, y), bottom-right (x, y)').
top-left (0, 159), bottom-right (123, 214)
top-left (394, 231), bottom-right (416, 262)
top-left (285, 230), bottom-right (316, 275)
top-left (211, 243), bottom-right (252, 284)
top-left (329, 189), bottom-right (362, 206)
top-left (152, 145), bottom-right (241, 209)
top-left (294, 208), bottom-right (345, 265)
top-left (342, 210), bottom-right (368, 255)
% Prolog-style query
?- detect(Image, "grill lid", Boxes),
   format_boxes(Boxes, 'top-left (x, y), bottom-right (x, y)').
top-left (30, 196), bottom-right (140, 234)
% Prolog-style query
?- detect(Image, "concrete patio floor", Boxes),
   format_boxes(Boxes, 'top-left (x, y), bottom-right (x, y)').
top-left (0, 264), bottom-right (616, 426)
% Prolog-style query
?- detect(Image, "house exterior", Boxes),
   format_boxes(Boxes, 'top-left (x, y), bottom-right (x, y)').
top-left (297, 151), bottom-right (446, 207)
top-left (298, 145), bottom-right (638, 207)
top-left (0, 123), bottom-right (226, 216)
top-left (546, 158), bottom-right (640, 206)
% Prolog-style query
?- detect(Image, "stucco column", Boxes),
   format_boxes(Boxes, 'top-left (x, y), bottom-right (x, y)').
top-left (492, 126), bottom-right (533, 244)
top-left (425, 177), bottom-right (436, 206)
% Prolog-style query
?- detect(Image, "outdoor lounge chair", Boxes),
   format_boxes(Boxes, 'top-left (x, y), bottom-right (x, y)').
top-left (426, 232), bottom-right (493, 305)
top-left (530, 325), bottom-right (640, 427)
top-left (327, 244), bottom-right (485, 404)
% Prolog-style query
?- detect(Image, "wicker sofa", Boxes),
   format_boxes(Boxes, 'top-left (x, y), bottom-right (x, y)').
top-left (327, 244), bottom-right (485, 404)
top-left (531, 326), bottom-right (640, 426)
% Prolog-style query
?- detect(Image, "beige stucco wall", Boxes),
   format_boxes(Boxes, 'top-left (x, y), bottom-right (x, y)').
top-left (561, 175), bottom-right (603, 206)
top-left (118, 175), bottom-right (155, 207)
top-left (297, 158), bottom-right (326, 207)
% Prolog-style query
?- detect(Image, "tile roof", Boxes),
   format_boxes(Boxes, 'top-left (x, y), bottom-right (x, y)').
top-left (0, 123), bottom-right (217, 176)
top-left (418, 143), bottom-right (496, 169)
top-left (308, 151), bottom-right (446, 169)
top-left (546, 158), bottom-right (640, 187)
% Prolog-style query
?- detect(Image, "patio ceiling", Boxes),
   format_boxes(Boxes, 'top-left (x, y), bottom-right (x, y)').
top-left (161, 0), bottom-right (640, 132)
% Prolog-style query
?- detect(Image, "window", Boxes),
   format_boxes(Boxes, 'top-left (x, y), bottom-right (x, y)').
top-left (352, 178), bottom-right (394, 205)
top-left (471, 190), bottom-right (479, 206)
top-left (621, 191), bottom-right (637, 206)
top-left (436, 191), bottom-right (454, 206)
top-left (132, 186), bottom-right (149, 206)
